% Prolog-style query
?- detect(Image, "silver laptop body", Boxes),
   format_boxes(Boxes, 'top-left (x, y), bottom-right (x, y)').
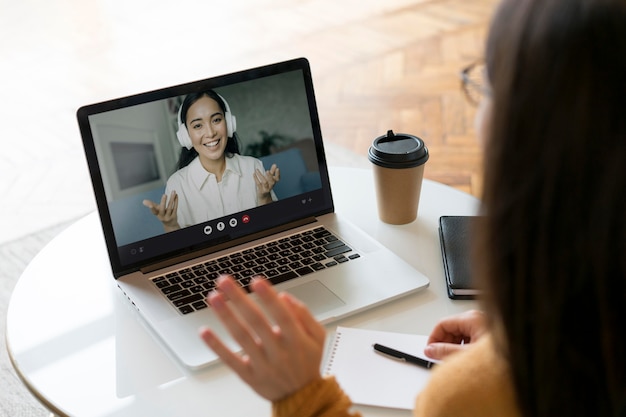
top-left (78, 58), bottom-right (429, 369)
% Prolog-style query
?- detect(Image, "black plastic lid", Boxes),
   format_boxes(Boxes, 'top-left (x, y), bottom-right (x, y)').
top-left (368, 130), bottom-right (429, 168)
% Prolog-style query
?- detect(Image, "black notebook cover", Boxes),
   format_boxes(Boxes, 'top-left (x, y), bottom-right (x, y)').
top-left (438, 216), bottom-right (480, 300)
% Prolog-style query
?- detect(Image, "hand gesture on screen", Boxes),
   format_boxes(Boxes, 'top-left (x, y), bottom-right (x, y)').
top-left (199, 275), bottom-right (325, 401)
top-left (424, 309), bottom-right (487, 360)
top-left (142, 190), bottom-right (181, 232)
top-left (254, 163), bottom-right (280, 205)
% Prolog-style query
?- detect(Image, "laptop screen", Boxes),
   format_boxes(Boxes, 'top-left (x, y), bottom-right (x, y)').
top-left (78, 58), bottom-right (334, 276)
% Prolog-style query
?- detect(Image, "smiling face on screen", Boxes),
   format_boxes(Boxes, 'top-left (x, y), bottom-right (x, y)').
top-left (185, 95), bottom-right (229, 168)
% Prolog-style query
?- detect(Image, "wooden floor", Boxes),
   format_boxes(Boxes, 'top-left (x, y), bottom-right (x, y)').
top-left (311, 0), bottom-right (499, 197)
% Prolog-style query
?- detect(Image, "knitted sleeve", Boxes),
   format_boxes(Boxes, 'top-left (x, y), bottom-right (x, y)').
top-left (413, 335), bottom-right (521, 417)
top-left (272, 376), bottom-right (362, 417)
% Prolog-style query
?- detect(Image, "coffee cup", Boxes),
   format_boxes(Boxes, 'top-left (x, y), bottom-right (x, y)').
top-left (368, 130), bottom-right (429, 224)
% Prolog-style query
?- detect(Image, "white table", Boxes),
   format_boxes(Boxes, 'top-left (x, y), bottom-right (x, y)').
top-left (6, 167), bottom-right (479, 417)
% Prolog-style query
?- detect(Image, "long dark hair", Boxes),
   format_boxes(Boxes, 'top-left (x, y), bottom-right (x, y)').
top-left (176, 90), bottom-right (240, 169)
top-left (476, 0), bottom-right (626, 416)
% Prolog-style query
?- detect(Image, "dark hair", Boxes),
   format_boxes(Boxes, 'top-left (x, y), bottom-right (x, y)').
top-left (476, 0), bottom-right (626, 416)
top-left (176, 90), bottom-right (240, 170)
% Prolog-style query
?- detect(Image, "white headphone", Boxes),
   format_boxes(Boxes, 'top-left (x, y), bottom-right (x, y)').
top-left (176, 92), bottom-right (237, 150)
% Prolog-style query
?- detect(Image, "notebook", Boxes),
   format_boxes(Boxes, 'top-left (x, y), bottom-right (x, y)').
top-left (77, 57), bottom-right (430, 369)
top-left (439, 215), bottom-right (480, 299)
top-left (323, 326), bottom-right (438, 410)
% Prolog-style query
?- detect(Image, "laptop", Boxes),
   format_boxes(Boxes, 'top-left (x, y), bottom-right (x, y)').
top-left (78, 57), bottom-right (430, 369)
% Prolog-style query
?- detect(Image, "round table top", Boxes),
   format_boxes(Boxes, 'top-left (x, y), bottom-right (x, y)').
top-left (7, 167), bottom-right (480, 417)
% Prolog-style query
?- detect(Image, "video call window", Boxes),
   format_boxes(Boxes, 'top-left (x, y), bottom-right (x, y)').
top-left (90, 70), bottom-right (322, 247)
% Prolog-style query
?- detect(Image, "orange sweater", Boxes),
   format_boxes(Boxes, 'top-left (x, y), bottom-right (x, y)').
top-left (272, 335), bottom-right (521, 417)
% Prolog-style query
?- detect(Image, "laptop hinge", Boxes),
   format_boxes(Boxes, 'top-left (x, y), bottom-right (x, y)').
top-left (140, 216), bottom-right (318, 274)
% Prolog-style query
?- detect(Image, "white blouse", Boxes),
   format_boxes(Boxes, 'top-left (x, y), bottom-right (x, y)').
top-left (165, 154), bottom-right (277, 228)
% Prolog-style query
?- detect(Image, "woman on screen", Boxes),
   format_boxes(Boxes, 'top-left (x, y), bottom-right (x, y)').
top-left (143, 90), bottom-right (280, 232)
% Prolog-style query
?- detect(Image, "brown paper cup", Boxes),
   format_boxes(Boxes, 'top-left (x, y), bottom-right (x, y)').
top-left (368, 130), bottom-right (429, 225)
top-left (372, 164), bottom-right (425, 224)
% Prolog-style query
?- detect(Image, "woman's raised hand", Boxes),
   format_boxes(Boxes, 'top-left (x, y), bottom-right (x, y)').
top-left (142, 190), bottom-right (180, 232)
top-left (254, 163), bottom-right (280, 204)
top-left (199, 275), bottom-right (326, 401)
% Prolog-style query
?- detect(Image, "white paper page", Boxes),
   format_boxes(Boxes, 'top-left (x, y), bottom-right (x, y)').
top-left (323, 326), bottom-right (437, 410)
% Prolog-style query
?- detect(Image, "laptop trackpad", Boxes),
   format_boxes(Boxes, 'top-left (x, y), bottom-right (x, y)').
top-left (285, 280), bottom-right (345, 316)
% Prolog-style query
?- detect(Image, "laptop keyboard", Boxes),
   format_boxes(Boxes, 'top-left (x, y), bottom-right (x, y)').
top-left (152, 226), bottom-right (361, 315)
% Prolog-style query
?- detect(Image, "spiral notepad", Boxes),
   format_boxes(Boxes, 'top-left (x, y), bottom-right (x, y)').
top-left (323, 326), bottom-right (437, 410)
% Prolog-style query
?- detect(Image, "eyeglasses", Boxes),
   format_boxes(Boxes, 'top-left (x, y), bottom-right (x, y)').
top-left (460, 61), bottom-right (490, 106)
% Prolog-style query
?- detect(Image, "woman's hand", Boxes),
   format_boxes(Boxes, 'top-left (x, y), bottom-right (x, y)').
top-left (142, 190), bottom-right (180, 232)
top-left (424, 309), bottom-right (487, 360)
top-left (254, 163), bottom-right (280, 204)
top-left (199, 275), bottom-right (325, 401)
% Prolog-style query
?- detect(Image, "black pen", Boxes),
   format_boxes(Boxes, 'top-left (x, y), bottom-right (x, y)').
top-left (373, 343), bottom-right (436, 369)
